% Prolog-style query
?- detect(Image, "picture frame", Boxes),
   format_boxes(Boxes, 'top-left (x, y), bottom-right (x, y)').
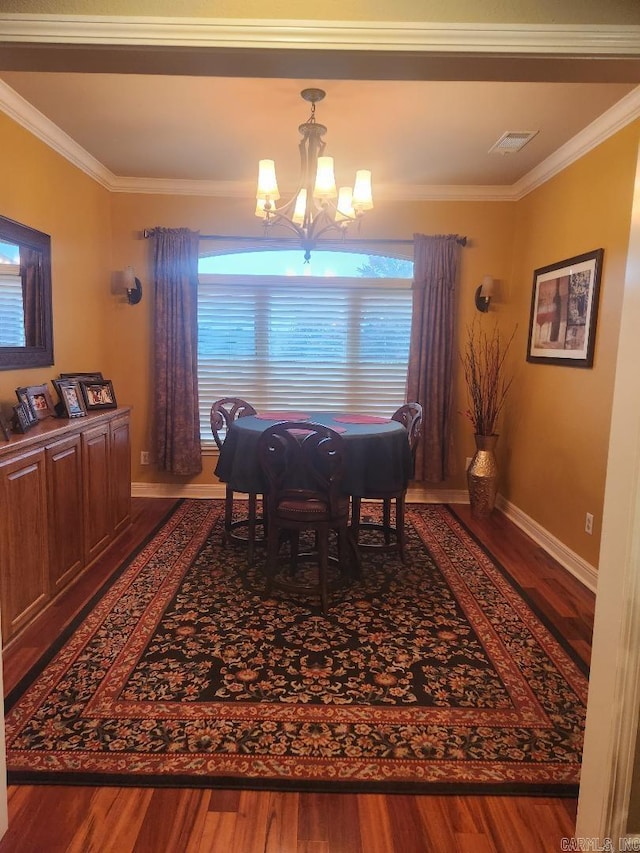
top-left (59, 372), bottom-right (104, 382)
top-left (80, 379), bottom-right (117, 410)
top-left (22, 383), bottom-right (56, 420)
top-left (13, 402), bottom-right (32, 434)
top-left (15, 387), bottom-right (38, 426)
top-left (526, 248), bottom-right (604, 368)
top-left (53, 378), bottom-right (87, 419)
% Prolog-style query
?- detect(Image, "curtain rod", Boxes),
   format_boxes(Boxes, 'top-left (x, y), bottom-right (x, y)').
top-left (142, 230), bottom-right (467, 247)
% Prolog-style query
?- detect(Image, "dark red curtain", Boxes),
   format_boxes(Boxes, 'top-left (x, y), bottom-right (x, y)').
top-left (406, 233), bottom-right (464, 482)
top-left (152, 227), bottom-right (202, 475)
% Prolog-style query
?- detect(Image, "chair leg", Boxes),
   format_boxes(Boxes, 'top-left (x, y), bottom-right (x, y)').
top-left (339, 525), bottom-right (361, 580)
top-left (289, 531), bottom-right (300, 575)
top-left (264, 523), bottom-right (279, 599)
top-left (318, 531), bottom-right (329, 614)
top-left (383, 498), bottom-right (392, 544)
top-left (351, 497), bottom-right (362, 543)
top-left (397, 493), bottom-right (407, 563)
top-left (247, 493), bottom-right (257, 565)
top-left (223, 486), bottom-right (234, 544)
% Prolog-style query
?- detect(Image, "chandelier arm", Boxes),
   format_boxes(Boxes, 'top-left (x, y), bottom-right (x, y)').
top-left (306, 215), bottom-right (348, 244)
top-left (261, 211), bottom-right (306, 241)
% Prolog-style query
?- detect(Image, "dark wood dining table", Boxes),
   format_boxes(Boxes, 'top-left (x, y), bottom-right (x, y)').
top-left (214, 410), bottom-right (412, 498)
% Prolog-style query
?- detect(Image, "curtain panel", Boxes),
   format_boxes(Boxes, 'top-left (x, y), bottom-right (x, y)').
top-left (152, 227), bottom-right (202, 475)
top-left (407, 233), bottom-right (464, 483)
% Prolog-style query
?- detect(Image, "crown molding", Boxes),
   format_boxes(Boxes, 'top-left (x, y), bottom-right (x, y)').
top-left (109, 175), bottom-right (518, 202)
top-left (512, 84), bottom-right (640, 199)
top-left (0, 79), bottom-right (115, 189)
top-left (0, 14), bottom-right (639, 55)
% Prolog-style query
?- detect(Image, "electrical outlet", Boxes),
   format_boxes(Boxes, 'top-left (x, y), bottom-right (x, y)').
top-left (140, 450), bottom-right (150, 465)
top-left (585, 512), bottom-right (594, 535)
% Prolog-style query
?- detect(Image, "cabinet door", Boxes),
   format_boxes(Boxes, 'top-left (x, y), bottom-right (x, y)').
top-left (0, 448), bottom-right (49, 643)
top-left (110, 413), bottom-right (131, 536)
top-left (46, 434), bottom-right (84, 594)
top-left (82, 421), bottom-right (112, 563)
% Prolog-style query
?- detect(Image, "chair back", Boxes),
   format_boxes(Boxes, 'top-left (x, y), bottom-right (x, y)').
top-left (392, 402), bottom-right (423, 456)
top-left (210, 397), bottom-right (257, 451)
top-left (258, 422), bottom-right (346, 519)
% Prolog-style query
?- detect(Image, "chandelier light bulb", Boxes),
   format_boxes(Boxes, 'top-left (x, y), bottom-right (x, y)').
top-left (352, 170), bottom-right (373, 211)
top-left (314, 156), bottom-right (337, 199)
top-left (256, 159), bottom-right (280, 201)
top-left (292, 189), bottom-right (307, 225)
top-left (336, 187), bottom-right (355, 221)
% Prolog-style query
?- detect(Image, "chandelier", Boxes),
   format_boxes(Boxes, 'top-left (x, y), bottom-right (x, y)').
top-left (255, 88), bottom-right (373, 261)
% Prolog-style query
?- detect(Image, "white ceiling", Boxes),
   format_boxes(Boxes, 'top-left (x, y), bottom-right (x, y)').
top-left (1, 72), bottom-right (637, 198)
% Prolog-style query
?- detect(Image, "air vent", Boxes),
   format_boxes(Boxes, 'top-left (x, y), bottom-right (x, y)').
top-left (488, 131), bottom-right (539, 155)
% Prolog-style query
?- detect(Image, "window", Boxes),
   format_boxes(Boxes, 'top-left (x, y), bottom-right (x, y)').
top-left (197, 250), bottom-right (413, 445)
top-left (0, 239), bottom-right (25, 347)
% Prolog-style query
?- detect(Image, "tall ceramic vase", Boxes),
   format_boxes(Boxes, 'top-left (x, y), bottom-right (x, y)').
top-left (467, 433), bottom-right (499, 519)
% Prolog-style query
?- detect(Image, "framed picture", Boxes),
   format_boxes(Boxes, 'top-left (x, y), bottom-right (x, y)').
top-left (53, 378), bottom-right (87, 419)
top-left (526, 248), bottom-right (604, 368)
top-left (22, 383), bottom-right (56, 420)
top-left (80, 379), bottom-right (117, 410)
top-left (15, 387), bottom-right (38, 426)
top-left (13, 403), bottom-right (32, 434)
top-left (59, 372), bottom-right (104, 381)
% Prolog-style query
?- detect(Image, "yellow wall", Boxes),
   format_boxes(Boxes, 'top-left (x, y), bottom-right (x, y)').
top-left (2, 106), bottom-right (638, 570)
top-left (108, 192), bottom-right (515, 489)
top-left (0, 112), bottom-right (112, 407)
top-left (503, 121), bottom-right (639, 567)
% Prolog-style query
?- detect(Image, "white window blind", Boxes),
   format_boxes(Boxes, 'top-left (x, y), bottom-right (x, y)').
top-left (0, 266), bottom-right (25, 347)
top-left (198, 274), bottom-right (413, 446)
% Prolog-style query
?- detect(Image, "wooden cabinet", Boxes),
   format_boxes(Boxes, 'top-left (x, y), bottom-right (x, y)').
top-left (0, 408), bottom-right (131, 644)
top-left (83, 420), bottom-right (113, 563)
top-left (0, 447), bottom-right (49, 641)
top-left (47, 434), bottom-right (84, 594)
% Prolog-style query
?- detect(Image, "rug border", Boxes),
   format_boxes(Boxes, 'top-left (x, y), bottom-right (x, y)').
top-left (5, 768), bottom-right (579, 797)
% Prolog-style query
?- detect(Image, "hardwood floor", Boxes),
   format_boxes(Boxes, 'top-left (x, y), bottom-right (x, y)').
top-left (0, 499), bottom-right (594, 853)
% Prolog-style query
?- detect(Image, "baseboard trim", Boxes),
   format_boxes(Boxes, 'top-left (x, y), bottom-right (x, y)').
top-left (132, 482), bottom-right (228, 499)
top-left (130, 483), bottom-right (597, 591)
top-left (496, 495), bottom-right (598, 593)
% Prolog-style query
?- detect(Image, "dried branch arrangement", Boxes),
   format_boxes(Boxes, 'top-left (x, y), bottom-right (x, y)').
top-left (461, 321), bottom-right (516, 436)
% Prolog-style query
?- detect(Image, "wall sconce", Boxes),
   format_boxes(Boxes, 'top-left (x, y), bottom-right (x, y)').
top-left (124, 265), bottom-right (143, 305)
top-left (475, 275), bottom-right (494, 313)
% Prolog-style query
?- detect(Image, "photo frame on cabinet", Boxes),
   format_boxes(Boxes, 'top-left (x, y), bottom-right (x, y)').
top-left (80, 379), bottom-right (117, 410)
top-left (526, 248), bottom-right (604, 368)
top-left (15, 387), bottom-right (38, 426)
top-left (53, 378), bottom-right (87, 419)
top-left (22, 383), bottom-right (56, 420)
top-left (59, 372), bottom-right (104, 382)
top-left (13, 402), bottom-right (32, 433)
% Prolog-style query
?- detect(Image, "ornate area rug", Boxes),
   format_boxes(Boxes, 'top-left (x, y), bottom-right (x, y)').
top-left (4, 499), bottom-right (589, 794)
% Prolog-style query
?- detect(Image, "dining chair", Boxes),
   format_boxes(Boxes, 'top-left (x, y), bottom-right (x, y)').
top-left (210, 397), bottom-right (263, 563)
top-left (258, 421), bottom-right (360, 613)
top-left (350, 402), bottom-right (423, 563)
